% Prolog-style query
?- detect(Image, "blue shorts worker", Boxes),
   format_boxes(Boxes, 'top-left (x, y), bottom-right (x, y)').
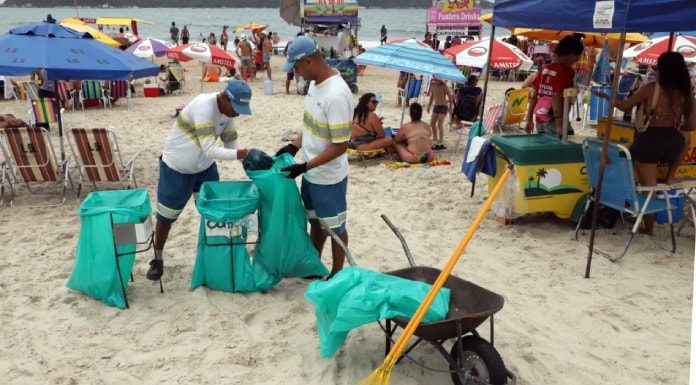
top-left (301, 177), bottom-right (348, 235)
top-left (156, 158), bottom-right (219, 224)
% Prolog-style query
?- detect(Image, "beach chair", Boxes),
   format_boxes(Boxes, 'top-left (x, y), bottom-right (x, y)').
top-left (18, 81), bottom-right (39, 101)
top-left (55, 80), bottom-right (76, 110)
top-left (167, 63), bottom-right (185, 95)
top-left (616, 74), bottom-right (640, 101)
top-left (0, 160), bottom-right (9, 207)
top-left (0, 126), bottom-right (71, 206)
top-left (107, 80), bottom-right (131, 108)
top-left (454, 104), bottom-right (502, 152)
top-left (68, 127), bottom-right (140, 199)
top-left (574, 138), bottom-right (681, 262)
top-left (498, 88), bottom-right (529, 132)
top-left (28, 98), bottom-right (64, 131)
top-left (80, 80), bottom-right (109, 110)
top-left (584, 85), bottom-right (612, 127)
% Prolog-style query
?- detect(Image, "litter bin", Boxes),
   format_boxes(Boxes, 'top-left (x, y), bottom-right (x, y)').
top-left (191, 181), bottom-right (260, 293)
top-left (66, 189), bottom-right (155, 309)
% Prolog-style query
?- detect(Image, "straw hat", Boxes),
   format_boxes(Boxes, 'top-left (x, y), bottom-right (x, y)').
top-left (240, 33), bottom-right (247, 41)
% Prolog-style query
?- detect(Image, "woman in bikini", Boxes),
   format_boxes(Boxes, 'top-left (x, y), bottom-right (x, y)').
top-left (394, 102), bottom-right (433, 164)
top-left (349, 93), bottom-right (393, 152)
top-left (593, 51), bottom-right (696, 235)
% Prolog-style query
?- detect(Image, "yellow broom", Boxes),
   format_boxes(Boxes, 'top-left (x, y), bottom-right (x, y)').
top-left (359, 165), bottom-right (514, 385)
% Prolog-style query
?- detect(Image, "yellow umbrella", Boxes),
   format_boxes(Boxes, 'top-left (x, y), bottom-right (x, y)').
top-left (234, 22), bottom-right (268, 33)
top-left (60, 18), bottom-right (121, 48)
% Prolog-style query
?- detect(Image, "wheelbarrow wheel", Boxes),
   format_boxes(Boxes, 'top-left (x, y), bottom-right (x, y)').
top-left (449, 335), bottom-right (507, 385)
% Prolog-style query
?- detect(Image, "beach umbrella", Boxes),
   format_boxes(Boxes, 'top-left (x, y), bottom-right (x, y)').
top-left (234, 22), bottom-right (268, 34)
top-left (444, 38), bottom-right (533, 70)
top-left (60, 18), bottom-right (121, 48)
top-left (126, 37), bottom-right (173, 58)
top-left (512, 29), bottom-right (648, 48)
top-left (166, 43), bottom-right (236, 93)
top-left (385, 38), bottom-right (433, 49)
top-left (353, 42), bottom-right (466, 83)
top-left (623, 34), bottom-right (696, 66)
top-left (280, 0), bottom-right (302, 27)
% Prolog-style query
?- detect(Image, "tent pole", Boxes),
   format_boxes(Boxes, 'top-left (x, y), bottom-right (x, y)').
top-left (584, 31), bottom-right (626, 279)
top-left (476, 25), bottom-right (496, 131)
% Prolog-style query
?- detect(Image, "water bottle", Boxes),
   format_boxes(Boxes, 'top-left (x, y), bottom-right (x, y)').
top-left (264, 79), bottom-right (273, 95)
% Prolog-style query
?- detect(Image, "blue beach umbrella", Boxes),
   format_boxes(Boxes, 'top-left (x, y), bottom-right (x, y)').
top-left (353, 42), bottom-right (466, 83)
top-left (0, 22), bottom-right (159, 80)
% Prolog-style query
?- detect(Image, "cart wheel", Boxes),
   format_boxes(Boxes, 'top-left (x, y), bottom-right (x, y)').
top-left (349, 83), bottom-right (358, 94)
top-left (449, 336), bottom-right (507, 385)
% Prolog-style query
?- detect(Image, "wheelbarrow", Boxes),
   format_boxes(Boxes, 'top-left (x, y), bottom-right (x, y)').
top-left (319, 215), bottom-right (517, 385)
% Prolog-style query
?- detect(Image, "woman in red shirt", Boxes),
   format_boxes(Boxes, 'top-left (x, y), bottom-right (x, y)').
top-left (525, 35), bottom-right (585, 136)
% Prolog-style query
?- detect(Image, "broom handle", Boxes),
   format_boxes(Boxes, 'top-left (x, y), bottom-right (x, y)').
top-left (385, 166), bottom-right (514, 364)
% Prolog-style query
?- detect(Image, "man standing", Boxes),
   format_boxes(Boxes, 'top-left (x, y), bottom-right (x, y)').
top-left (427, 78), bottom-right (453, 150)
top-left (275, 36), bottom-right (353, 279)
top-left (284, 32), bottom-right (303, 94)
top-left (236, 34), bottom-right (254, 82)
top-left (147, 80), bottom-right (253, 281)
top-left (181, 25), bottom-right (190, 45)
top-left (170, 21), bottom-right (179, 46)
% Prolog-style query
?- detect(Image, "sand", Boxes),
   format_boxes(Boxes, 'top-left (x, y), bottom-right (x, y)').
top-left (0, 57), bottom-right (693, 385)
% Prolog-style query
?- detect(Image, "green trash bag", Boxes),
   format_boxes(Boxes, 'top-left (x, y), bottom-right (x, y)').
top-left (304, 266), bottom-right (451, 357)
top-left (246, 153), bottom-right (329, 290)
top-left (191, 181), bottom-right (259, 292)
top-left (66, 189), bottom-right (152, 309)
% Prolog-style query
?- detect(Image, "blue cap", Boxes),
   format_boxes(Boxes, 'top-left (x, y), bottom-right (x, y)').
top-left (224, 79), bottom-right (252, 115)
top-left (282, 36), bottom-right (319, 73)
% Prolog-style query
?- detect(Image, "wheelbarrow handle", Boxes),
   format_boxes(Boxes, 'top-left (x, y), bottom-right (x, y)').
top-left (380, 214), bottom-right (416, 268)
top-left (317, 218), bottom-right (357, 267)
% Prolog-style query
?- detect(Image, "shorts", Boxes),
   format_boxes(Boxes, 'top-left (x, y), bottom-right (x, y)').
top-left (263, 53), bottom-right (270, 63)
top-left (182, 37), bottom-right (189, 44)
top-left (286, 71), bottom-right (295, 80)
top-left (631, 126), bottom-right (685, 164)
top-left (433, 105), bottom-right (448, 115)
top-left (301, 177), bottom-right (348, 235)
top-left (241, 56), bottom-right (253, 68)
top-left (156, 158), bottom-right (219, 224)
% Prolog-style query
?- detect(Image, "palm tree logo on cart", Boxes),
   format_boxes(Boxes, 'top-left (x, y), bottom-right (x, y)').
top-left (524, 167), bottom-right (583, 197)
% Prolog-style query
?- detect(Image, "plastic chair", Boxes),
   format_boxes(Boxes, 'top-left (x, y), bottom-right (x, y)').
top-left (81, 80), bottom-right (109, 110)
top-left (68, 127), bottom-right (140, 199)
top-left (0, 126), bottom-right (72, 206)
top-left (574, 137), bottom-right (680, 262)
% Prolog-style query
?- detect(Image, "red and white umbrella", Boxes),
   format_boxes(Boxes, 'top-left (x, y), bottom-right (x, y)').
top-left (166, 43), bottom-right (236, 68)
top-left (444, 38), bottom-right (533, 71)
top-left (386, 38), bottom-right (433, 49)
top-left (624, 34), bottom-right (696, 66)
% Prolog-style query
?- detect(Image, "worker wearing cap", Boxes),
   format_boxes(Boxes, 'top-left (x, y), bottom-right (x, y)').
top-left (148, 79), bottom-right (253, 281)
top-left (275, 36), bottom-right (353, 279)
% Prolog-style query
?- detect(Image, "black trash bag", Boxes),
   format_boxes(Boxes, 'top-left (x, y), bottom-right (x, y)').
top-left (243, 148), bottom-right (274, 171)
top-left (579, 202), bottom-right (621, 229)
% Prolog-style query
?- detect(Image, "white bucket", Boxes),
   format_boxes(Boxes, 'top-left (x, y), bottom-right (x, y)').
top-left (264, 79), bottom-right (273, 95)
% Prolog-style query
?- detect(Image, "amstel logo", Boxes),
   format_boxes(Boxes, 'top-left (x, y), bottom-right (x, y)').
top-left (677, 45), bottom-right (695, 58)
top-left (190, 45), bottom-right (208, 53)
top-left (467, 46), bottom-right (487, 57)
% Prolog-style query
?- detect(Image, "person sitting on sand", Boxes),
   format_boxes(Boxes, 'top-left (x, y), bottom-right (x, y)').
top-left (393, 103), bottom-right (433, 164)
top-left (203, 63), bottom-right (222, 82)
top-left (349, 93), bottom-right (393, 152)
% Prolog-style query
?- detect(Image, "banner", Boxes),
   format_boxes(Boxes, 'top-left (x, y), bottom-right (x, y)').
top-left (428, 7), bottom-right (481, 28)
top-left (304, 0), bottom-right (359, 18)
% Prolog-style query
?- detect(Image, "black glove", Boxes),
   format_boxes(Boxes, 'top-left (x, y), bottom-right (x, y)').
top-left (280, 163), bottom-right (307, 179)
top-left (275, 143), bottom-right (299, 157)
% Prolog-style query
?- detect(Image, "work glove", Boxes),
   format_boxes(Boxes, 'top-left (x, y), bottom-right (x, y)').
top-left (275, 143), bottom-right (299, 157)
top-left (281, 163), bottom-right (307, 179)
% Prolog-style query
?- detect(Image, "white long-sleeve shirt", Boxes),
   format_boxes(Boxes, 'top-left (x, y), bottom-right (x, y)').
top-left (162, 93), bottom-right (239, 174)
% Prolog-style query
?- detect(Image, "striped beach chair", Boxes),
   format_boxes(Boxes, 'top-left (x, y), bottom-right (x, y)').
top-left (108, 80), bottom-right (131, 108)
top-left (68, 127), bottom-right (139, 198)
top-left (55, 80), bottom-right (76, 110)
top-left (454, 104), bottom-right (502, 151)
top-left (81, 80), bottom-right (109, 110)
top-left (0, 126), bottom-right (71, 206)
top-left (585, 85), bottom-right (613, 126)
top-left (29, 98), bottom-right (64, 131)
top-left (18, 81), bottom-right (40, 101)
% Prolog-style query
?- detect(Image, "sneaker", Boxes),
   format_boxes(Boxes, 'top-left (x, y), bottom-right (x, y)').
top-left (146, 259), bottom-right (163, 281)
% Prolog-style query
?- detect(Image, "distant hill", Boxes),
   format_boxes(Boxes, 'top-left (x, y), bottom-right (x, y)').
top-left (3, 0), bottom-right (494, 8)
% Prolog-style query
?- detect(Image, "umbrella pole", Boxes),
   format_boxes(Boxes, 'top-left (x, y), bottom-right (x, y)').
top-left (200, 62), bottom-right (204, 94)
top-left (668, 32), bottom-right (675, 52)
top-left (54, 80), bottom-right (65, 163)
top-left (477, 26), bottom-right (496, 131)
top-left (584, 32), bottom-right (626, 279)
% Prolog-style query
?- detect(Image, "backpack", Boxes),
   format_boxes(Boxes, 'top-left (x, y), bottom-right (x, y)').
top-left (635, 83), bottom-right (660, 133)
top-left (456, 94), bottom-right (478, 121)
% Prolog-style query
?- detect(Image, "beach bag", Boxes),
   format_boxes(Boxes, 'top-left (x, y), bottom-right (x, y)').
top-left (245, 154), bottom-right (329, 290)
top-left (635, 83), bottom-right (661, 133)
top-left (533, 95), bottom-right (554, 122)
top-left (456, 94), bottom-right (478, 121)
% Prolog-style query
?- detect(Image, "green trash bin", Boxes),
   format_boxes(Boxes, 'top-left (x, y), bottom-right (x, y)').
top-left (66, 189), bottom-right (153, 309)
top-left (192, 181), bottom-right (260, 293)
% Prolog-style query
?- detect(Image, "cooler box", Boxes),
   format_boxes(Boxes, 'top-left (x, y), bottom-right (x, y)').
top-left (597, 117), bottom-right (696, 179)
top-left (487, 134), bottom-right (589, 219)
top-left (143, 86), bottom-right (159, 97)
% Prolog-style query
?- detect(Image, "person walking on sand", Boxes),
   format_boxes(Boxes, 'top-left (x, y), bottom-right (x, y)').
top-left (146, 80), bottom-right (253, 281)
top-left (262, 32), bottom-right (274, 79)
top-left (181, 25), bottom-right (190, 45)
top-left (170, 21), bottom-right (179, 46)
top-left (236, 34), bottom-right (254, 82)
top-left (427, 78), bottom-right (453, 150)
top-left (380, 24), bottom-right (387, 44)
top-left (275, 36), bottom-right (353, 279)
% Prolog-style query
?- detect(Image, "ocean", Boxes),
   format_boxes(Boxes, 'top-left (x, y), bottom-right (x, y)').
top-left (0, 6), bottom-right (499, 47)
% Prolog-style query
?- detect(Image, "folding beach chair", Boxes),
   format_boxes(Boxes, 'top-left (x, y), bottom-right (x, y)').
top-left (574, 138), bottom-right (682, 262)
top-left (81, 80), bottom-right (109, 110)
top-left (0, 126), bottom-right (71, 206)
top-left (68, 127), bottom-right (140, 199)
top-left (167, 64), bottom-right (185, 95)
top-left (584, 85), bottom-right (612, 127)
top-left (18, 81), bottom-right (39, 101)
top-left (55, 80), bottom-right (76, 110)
top-left (498, 88), bottom-right (529, 132)
top-left (0, 160), bottom-right (9, 207)
top-left (108, 80), bottom-right (131, 108)
top-left (28, 98), bottom-right (64, 131)
top-left (454, 104), bottom-right (502, 152)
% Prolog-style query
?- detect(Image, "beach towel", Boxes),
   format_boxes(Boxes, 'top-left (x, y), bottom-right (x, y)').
top-left (304, 266), bottom-right (450, 357)
top-left (461, 136), bottom-right (497, 184)
top-left (386, 157), bottom-right (451, 170)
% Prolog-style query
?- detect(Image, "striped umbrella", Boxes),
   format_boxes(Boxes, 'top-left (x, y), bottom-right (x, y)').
top-left (166, 43), bottom-right (236, 68)
top-left (353, 42), bottom-right (466, 83)
top-left (624, 34), bottom-right (696, 66)
top-left (126, 38), bottom-right (173, 58)
top-left (444, 38), bottom-right (533, 70)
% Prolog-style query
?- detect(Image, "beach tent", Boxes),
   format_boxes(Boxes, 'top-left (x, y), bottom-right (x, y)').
top-left (488, 0), bottom-right (696, 278)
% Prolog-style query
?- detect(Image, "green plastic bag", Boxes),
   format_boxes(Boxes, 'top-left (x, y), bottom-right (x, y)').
top-left (304, 266), bottom-right (451, 357)
top-left (246, 153), bottom-right (329, 290)
top-left (66, 189), bottom-right (152, 309)
top-left (191, 181), bottom-right (259, 292)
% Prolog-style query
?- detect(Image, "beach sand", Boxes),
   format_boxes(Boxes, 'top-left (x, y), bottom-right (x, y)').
top-left (0, 58), bottom-right (692, 385)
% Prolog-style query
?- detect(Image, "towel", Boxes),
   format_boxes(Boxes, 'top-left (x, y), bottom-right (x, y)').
top-left (461, 136), bottom-right (496, 183)
top-left (386, 157), bottom-right (450, 170)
